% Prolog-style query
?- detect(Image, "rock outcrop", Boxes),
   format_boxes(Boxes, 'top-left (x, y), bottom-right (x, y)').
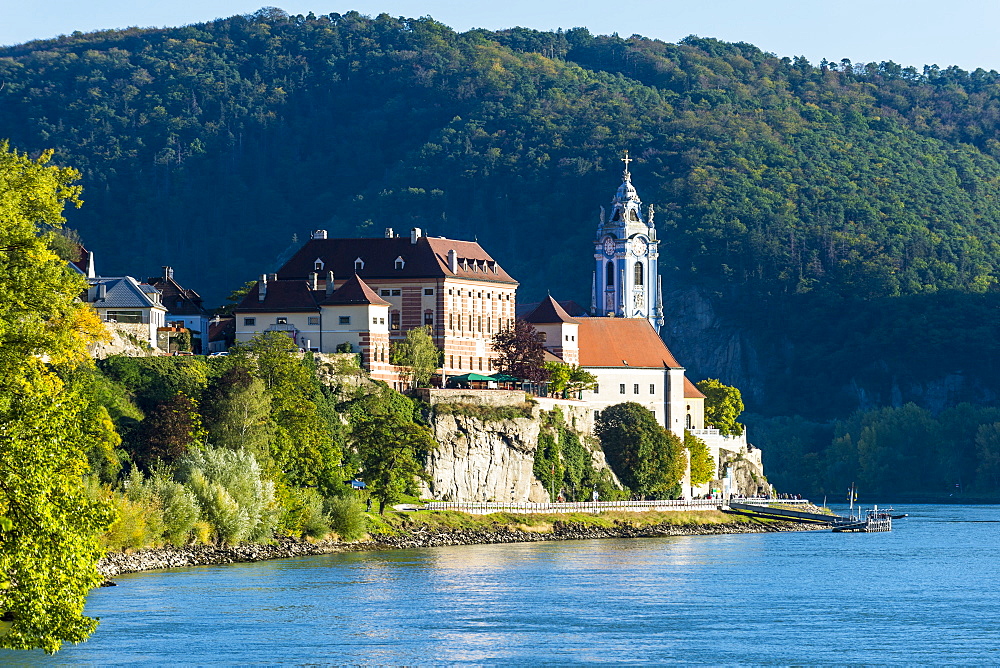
top-left (719, 446), bottom-right (769, 497)
top-left (426, 412), bottom-right (550, 502)
top-left (88, 322), bottom-right (160, 358)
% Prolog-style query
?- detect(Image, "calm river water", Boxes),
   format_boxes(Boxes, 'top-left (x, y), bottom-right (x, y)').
top-left (4, 504), bottom-right (999, 664)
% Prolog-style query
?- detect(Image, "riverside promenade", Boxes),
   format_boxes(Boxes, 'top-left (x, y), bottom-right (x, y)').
top-left (420, 497), bottom-right (812, 515)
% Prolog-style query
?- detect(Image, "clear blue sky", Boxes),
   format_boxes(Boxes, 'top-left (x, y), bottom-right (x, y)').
top-left (3, 1), bottom-right (999, 72)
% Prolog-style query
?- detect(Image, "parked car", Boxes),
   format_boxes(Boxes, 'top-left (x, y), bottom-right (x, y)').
top-left (208, 351), bottom-right (229, 357)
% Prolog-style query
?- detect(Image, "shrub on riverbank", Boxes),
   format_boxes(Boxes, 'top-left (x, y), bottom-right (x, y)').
top-left (325, 495), bottom-right (369, 541)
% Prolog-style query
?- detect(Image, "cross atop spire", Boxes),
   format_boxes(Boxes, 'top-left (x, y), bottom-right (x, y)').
top-left (621, 150), bottom-right (632, 178)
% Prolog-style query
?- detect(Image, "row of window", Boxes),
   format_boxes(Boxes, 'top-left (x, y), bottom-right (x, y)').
top-left (378, 287), bottom-right (436, 297)
top-left (606, 383), bottom-right (656, 395)
top-left (244, 315), bottom-right (354, 327)
top-left (447, 313), bottom-right (503, 334)
top-left (448, 288), bottom-right (512, 300)
top-left (605, 261), bottom-right (646, 286)
top-left (448, 355), bottom-right (492, 371)
top-left (588, 383), bottom-right (655, 395)
top-left (536, 332), bottom-right (577, 343)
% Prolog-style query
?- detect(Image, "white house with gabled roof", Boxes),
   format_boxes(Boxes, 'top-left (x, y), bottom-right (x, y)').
top-left (84, 276), bottom-right (167, 349)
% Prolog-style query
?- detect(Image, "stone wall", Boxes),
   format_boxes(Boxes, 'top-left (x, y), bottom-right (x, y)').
top-left (88, 322), bottom-right (160, 359)
top-left (418, 388), bottom-right (529, 407)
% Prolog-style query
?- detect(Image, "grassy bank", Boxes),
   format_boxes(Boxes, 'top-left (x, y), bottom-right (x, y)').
top-left (369, 508), bottom-right (759, 536)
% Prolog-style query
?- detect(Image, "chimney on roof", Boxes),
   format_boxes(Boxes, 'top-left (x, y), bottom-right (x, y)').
top-left (385, 228), bottom-right (394, 238)
top-left (325, 271), bottom-right (335, 296)
top-left (258, 274), bottom-right (267, 302)
top-left (410, 227), bottom-right (422, 244)
top-left (308, 272), bottom-right (319, 291)
top-left (268, 273), bottom-right (277, 281)
top-left (85, 251), bottom-right (96, 278)
top-left (162, 266), bottom-right (173, 280)
top-left (311, 230), bottom-right (327, 240)
top-left (448, 249), bottom-right (458, 273)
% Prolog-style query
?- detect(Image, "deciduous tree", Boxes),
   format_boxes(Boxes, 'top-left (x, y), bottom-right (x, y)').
top-left (201, 366), bottom-right (273, 460)
top-left (352, 414), bottom-right (436, 513)
top-left (545, 363), bottom-right (598, 396)
top-left (491, 320), bottom-right (549, 383)
top-left (696, 379), bottom-right (745, 437)
top-left (391, 325), bottom-right (439, 388)
top-left (130, 393), bottom-right (206, 469)
top-left (0, 142), bottom-right (115, 653)
top-left (595, 403), bottom-right (686, 498)
top-left (686, 431), bottom-right (715, 486)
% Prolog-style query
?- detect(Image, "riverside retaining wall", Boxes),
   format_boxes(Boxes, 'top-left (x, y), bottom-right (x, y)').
top-left (98, 520), bottom-right (819, 578)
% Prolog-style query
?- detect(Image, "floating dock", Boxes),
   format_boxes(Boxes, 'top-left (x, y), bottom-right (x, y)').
top-left (725, 501), bottom-right (906, 532)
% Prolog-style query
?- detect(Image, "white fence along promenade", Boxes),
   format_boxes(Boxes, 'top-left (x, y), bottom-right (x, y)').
top-left (421, 497), bottom-right (811, 515)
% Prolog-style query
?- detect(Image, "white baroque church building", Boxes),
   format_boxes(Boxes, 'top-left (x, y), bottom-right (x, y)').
top-left (524, 152), bottom-right (754, 498)
top-left (592, 152), bottom-right (664, 331)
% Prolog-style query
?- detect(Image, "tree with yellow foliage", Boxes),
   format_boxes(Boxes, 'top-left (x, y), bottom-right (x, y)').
top-left (0, 142), bottom-right (116, 653)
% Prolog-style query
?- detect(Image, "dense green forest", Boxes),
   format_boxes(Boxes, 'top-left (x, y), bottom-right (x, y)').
top-left (1, 7), bottom-right (998, 420)
top-left (749, 403), bottom-right (1000, 500)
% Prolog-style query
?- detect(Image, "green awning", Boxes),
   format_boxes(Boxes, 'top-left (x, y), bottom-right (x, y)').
top-left (448, 373), bottom-right (496, 382)
top-left (489, 373), bottom-right (519, 382)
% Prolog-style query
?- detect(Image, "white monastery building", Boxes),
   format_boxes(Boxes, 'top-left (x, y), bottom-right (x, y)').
top-left (234, 152), bottom-right (749, 496)
top-left (234, 227), bottom-right (518, 384)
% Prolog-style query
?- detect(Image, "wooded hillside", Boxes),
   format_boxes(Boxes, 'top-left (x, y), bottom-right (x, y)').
top-left (2, 8), bottom-right (998, 419)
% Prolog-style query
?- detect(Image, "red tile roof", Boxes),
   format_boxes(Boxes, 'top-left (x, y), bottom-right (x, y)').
top-left (321, 275), bottom-right (390, 306)
top-left (543, 349), bottom-right (565, 363)
top-left (146, 273), bottom-right (205, 316)
top-left (236, 280), bottom-right (320, 312)
top-left (577, 318), bottom-right (682, 369)
top-left (235, 274), bottom-right (390, 312)
top-left (517, 299), bottom-right (589, 318)
top-left (684, 377), bottom-right (707, 399)
top-left (523, 295), bottom-right (580, 324)
top-left (208, 316), bottom-right (235, 343)
top-left (278, 235), bottom-right (518, 285)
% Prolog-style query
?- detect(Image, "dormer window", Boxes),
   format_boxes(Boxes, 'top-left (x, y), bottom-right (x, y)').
top-left (394, 256), bottom-right (405, 270)
top-left (354, 257), bottom-right (364, 273)
top-left (314, 258), bottom-right (324, 271)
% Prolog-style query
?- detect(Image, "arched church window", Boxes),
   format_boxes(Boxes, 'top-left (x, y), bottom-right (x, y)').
top-left (634, 261), bottom-right (644, 286)
top-left (606, 261), bottom-right (615, 286)
top-left (686, 414), bottom-right (692, 429)
top-left (629, 210), bottom-right (640, 222)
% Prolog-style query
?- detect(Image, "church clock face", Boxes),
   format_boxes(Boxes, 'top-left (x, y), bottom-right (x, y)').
top-left (631, 237), bottom-right (648, 256)
top-left (602, 236), bottom-right (616, 258)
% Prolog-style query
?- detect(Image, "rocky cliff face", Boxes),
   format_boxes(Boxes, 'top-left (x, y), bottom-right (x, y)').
top-left (719, 447), bottom-right (769, 497)
top-left (88, 323), bottom-right (158, 358)
top-left (660, 286), bottom-right (767, 405)
top-left (426, 413), bottom-right (550, 503)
